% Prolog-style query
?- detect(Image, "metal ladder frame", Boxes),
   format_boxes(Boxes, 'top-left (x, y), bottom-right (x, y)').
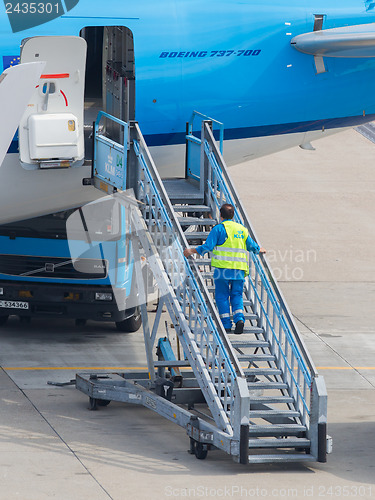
top-left (76, 114), bottom-right (328, 464)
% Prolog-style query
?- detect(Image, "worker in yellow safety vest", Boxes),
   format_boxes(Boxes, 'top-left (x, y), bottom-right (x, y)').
top-left (184, 203), bottom-right (266, 334)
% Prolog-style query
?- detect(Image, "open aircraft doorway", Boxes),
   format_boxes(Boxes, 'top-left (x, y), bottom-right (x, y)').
top-left (80, 26), bottom-right (135, 160)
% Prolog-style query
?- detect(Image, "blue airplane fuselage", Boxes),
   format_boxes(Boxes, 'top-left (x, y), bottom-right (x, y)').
top-left (1, 1), bottom-right (375, 147)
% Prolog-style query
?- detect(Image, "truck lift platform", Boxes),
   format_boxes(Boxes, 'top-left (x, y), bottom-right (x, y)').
top-left (75, 112), bottom-right (331, 465)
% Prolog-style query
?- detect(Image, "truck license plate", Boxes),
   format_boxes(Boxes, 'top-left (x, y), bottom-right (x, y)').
top-left (0, 300), bottom-right (29, 310)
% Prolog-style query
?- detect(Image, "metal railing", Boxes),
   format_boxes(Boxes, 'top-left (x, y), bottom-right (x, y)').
top-left (188, 111), bottom-right (224, 154)
top-left (129, 122), bottom-right (250, 439)
top-left (202, 121), bottom-right (319, 429)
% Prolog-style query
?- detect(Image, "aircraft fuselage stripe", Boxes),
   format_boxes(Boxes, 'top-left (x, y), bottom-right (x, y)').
top-left (143, 113), bottom-right (375, 146)
top-left (7, 112), bottom-right (375, 154)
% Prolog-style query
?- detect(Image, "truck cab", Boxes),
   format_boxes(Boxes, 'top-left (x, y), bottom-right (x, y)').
top-left (0, 198), bottom-right (141, 331)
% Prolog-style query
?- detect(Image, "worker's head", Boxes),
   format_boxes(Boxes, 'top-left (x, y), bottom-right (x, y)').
top-left (220, 203), bottom-right (235, 220)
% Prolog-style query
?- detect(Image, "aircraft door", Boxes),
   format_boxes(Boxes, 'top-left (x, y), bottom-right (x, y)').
top-left (103, 27), bottom-right (135, 141)
top-left (19, 36), bottom-right (87, 169)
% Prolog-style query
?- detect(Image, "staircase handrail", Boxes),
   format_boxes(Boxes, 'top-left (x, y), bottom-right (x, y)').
top-left (130, 122), bottom-right (252, 439)
top-left (188, 111), bottom-right (224, 154)
top-left (131, 122), bottom-right (244, 375)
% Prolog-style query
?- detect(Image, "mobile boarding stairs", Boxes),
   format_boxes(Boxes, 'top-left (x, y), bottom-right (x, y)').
top-left (76, 112), bottom-right (330, 465)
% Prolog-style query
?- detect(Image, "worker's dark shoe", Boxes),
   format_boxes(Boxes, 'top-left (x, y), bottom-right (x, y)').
top-left (225, 328), bottom-right (232, 333)
top-left (234, 320), bottom-right (244, 334)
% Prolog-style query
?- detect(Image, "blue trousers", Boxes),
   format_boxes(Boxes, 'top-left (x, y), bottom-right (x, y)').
top-left (214, 278), bottom-right (245, 329)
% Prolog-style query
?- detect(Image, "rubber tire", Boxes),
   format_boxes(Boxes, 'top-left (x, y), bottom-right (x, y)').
top-left (115, 307), bottom-right (142, 332)
top-left (194, 442), bottom-right (208, 460)
top-left (97, 399), bottom-right (111, 407)
top-left (89, 397), bottom-right (98, 411)
top-left (0, 315), bottom-right (9, 326)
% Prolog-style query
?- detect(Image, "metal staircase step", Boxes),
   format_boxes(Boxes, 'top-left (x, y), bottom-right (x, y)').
top-left (249, 424), bottom-right (307, 436)
top-left (244, 367), bottom-right (282, 376)
top-left (200, 272), bottom-right (214, 279)
top-left (154, 360), bottom-right (191, 368)
top-left (172, 204), bottom-right (212, 213)
top-left (247, 453), bottom-right (315, 464)
top-left (250, 396), bottom-right (294, 404)
top-left (226, 327), bottom-right (264, 335)
top-left (249, 409), bottom-right (300, 419)
top-left (196, 258), bottom-right (211, 266)
top-left (185, 232), bottom-right (210, 241)
top-left (242, 326), bottom-right (264, 334)
top-left (231, 340), bottom-right (269, 349)
top-left (244, 313), bottom-right (258, 321)
top-left (247, 381), bottom-right (288, 390)
top-left (248, 437), bottom-right (310, 449)
top-left (238, 354), bottom-right (275, 362)
top-left (178, 217), bottom-right (216, 226)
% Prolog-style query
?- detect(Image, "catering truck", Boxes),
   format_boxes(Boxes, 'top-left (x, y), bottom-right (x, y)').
top-left (0, 33), bottom-right (142, 331)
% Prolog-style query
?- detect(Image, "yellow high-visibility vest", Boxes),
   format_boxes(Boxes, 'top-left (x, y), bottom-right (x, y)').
top-left (211, 220), bottom-right (249, 275)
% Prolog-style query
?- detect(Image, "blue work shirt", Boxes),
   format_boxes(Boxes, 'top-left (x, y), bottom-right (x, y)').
top-left (196, 220), bottom-right (260, 280)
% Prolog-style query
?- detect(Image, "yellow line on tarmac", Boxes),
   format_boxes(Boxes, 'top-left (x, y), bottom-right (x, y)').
top-left (3, 366), bottom-right (147, 371)
top-left (317, 366), bottom-right (375, 370)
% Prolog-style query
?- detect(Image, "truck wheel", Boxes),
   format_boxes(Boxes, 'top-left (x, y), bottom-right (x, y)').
top-left (115, 307), bottom-right (142, 332)
top-left (0, 315), bottom-right (9, 326)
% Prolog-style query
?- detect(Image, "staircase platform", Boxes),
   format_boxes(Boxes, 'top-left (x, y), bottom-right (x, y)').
top-left (163, 178), bottom-right (203, 203)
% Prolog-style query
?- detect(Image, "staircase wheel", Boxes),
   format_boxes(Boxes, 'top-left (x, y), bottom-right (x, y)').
top-left (89, 397), bottom-right (111, 409)
top-left (97, 399), bottom-right (111, 407)
top-left (194, 442), bottom-right (208, 460)
top-left (89, 397), bottom-right (98, 411)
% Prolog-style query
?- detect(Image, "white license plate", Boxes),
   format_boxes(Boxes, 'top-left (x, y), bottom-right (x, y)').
top-left (0, 300), bottom-right (29, 310)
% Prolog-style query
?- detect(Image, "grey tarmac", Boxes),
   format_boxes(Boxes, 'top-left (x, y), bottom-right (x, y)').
top-left (0, 128), bottom-right (374, 500)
